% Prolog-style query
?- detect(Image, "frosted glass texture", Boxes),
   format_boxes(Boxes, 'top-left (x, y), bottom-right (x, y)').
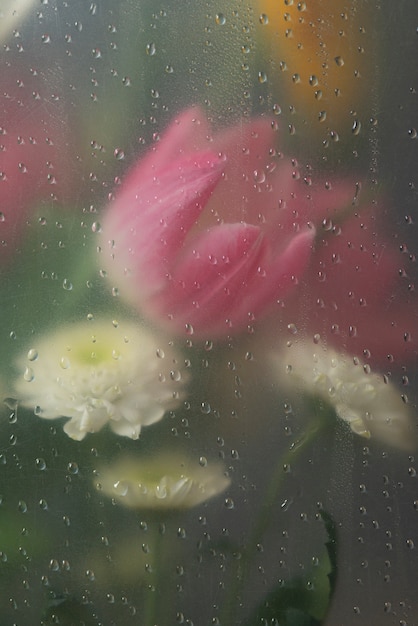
top-left (1, 2), bottom-right (417, 624)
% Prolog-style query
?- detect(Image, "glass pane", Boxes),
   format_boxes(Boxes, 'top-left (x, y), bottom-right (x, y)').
top-left (1, 1), bottom-right (417, 624)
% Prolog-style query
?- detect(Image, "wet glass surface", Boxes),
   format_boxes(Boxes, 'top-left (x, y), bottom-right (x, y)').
top-left (1, 2), bottom-right (418, 624)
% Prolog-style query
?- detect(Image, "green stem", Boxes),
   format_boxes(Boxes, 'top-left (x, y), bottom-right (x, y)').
top-left (220, 411), bottom-right (329, 625)
top-left (142, 522), bottom-right (164, 626)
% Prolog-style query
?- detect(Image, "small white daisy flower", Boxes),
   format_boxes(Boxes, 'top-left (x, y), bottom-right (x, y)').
top-left (96, 454), bottom-right (231, 510)
top-left (272, 340), bottom-right (415, 450)
top-left (14, 319), bottom-right (187, 441)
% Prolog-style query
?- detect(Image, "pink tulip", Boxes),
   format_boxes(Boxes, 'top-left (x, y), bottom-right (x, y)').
top-left (100, 107), bottom-right (315, 339)
top-left (307, 212), bottom-right (417, 367)
top-left (276, 185), bottom-right (418, 368)
top-left (0, 65), bottom-right (70, 263)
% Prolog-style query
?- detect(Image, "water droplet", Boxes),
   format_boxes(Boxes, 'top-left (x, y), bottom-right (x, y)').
top-left (113, 148), bottom-right (125, 160)
top-left (27, 349), bottom-right (38, 361)
top-left (35, 458), bottom-right (46, 470)
top-left (23, 367), bottom-right (34, 382)
top-left (18, 500), bottom-right (27, 513)
top-left (201, 402), bottom-right (211, 414)
top-left (322, 217), bottom-right (333, 231)
top-left (281, 498), bottom-right (293, 511)
top-left (114, 480), bottom-right (129, 496)
top-left (259, 13), bottom-right (269, 25)
top-left (86, 569), bottom-right (95, 581)
top-left (146, 42), bottom-right (156, 56)
top-left (253, 169), bottom-right (266, 183)
top-left (49, 559), bottom-right (60, 571)
top-left (60, 357), bottom-right (70, 369)
top-left (4, 397), bottom-right (18, 410)
top-left (67, 462), bottom-right (79, 475)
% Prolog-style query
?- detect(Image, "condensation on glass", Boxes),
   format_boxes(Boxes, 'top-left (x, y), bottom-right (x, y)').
top-left (0, 1), bottom-right (417, 624)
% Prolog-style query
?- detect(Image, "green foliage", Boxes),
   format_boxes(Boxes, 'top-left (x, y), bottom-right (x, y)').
top-left (244, 510), bottom-right (338, 626)
top-left (42, 591), bottom-right (99, 625)
top-left (0, 205), bottom-right (136, 384)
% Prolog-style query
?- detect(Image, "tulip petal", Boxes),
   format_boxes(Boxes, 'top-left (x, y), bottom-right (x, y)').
top-left (121, 107), bottom-right (211, 186)
top-left (152, 222), bottom-right (268, 334)
top-left (234, 226), bottom-right (316, 327)
top-left (102, 151), bottom-right (224, 299)
top-left (210, 118), bottom-right (279, 224)
top-left (151, 225), bottom-right (314, 337)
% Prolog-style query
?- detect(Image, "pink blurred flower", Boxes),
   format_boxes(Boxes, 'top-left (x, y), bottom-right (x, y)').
top-left (276, 182), bottom-right (418, 368)
top-left (100, 107), bottom-right (315, 339)
top-left (0, 65), bottom-right (70, 262)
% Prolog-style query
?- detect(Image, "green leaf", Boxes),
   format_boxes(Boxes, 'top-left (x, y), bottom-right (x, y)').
top-left (318, 508), bottom-right (338, 600)
top-left (1, 207), bottom-right (96, 355)
top-left (0, 204), bottom-right (137, 386)
top-left (244, 510), bottom-right (338, 626)
top-left (42, 591), bottom-right (99, 625)
top-left (0, 510), bottom-right (49, 572)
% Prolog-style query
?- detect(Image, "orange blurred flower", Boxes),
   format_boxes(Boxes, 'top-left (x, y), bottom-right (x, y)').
top-left (260, 0), bottom-right (374, 139)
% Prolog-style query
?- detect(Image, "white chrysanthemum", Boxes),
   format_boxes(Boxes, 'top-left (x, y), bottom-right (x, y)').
top-left (272, 341), bottom-right (415, 450)
top-left (14, 320), bottom-right (187, 441)
top-left (96, 454), bottom-right (231, 510)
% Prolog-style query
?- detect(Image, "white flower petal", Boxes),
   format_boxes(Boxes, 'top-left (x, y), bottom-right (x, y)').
top-left (272, 341), bottom-right (416, 450)
top-left (14, 320), bottom-right (188, 440)
top-left (96, 454), bottom-right (231, 510)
